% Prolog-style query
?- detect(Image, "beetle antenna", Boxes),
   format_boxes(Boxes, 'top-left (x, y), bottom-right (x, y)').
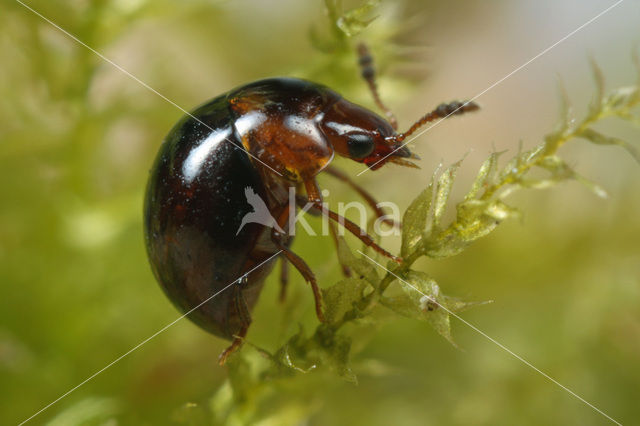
top-left (357, 43), bottom-right (398, 130)
top-left (394, 100), bottom-right (480, 142)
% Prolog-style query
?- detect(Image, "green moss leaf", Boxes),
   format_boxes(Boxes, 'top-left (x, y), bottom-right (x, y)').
top-left (275, 343), bottom-right (317, 374)
top-left (401, 176), bottom-right (434, 257)
top-left (442, 296), bottom-right (493, 314)
top-left (335, 0), bottom-right (380, 37)
top-left (465, 151), bottom-right (503, 200)
top-left (587, 58), bottom-right (605, 120)
top-left (432, 159), bottom-right (463, 229)
top-left (424, 198), bottom-right (519, 259)
top-left (381, 271), bottom-right (456, 345)
top-left (335, 235), bottom-right (379, 284)
top-left (545, 78), bottom-right (573, 146)
top-left (603, 85), bottom-right (640, 110)
top-left (322, 278), bottom-right (369, 325)
top-left (322, 333), bottom-right (358, 383)
top-left (381, 272), bottom-right (491, 346)
top-left (579, 128), bottom-right (640, 164)
top-left (538, 155), bottom-right (608, 197)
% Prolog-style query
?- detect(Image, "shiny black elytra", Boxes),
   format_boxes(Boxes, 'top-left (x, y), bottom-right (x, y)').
top-left (143, 44), bottom-right (478, 364)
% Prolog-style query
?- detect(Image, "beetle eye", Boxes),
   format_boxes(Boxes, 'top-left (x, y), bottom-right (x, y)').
top-left (347, 134), bottom-right (375, 159)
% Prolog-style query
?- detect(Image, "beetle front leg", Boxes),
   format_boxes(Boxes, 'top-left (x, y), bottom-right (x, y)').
top-left (304, 179), bottom-right (402, 264)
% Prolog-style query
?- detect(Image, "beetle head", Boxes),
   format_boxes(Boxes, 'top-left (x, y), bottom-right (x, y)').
top-left (320, 99), bottom-right (419, 170)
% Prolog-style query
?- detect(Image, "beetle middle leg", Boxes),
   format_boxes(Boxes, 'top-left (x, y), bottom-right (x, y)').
top-left (271, 206), bottom-right (325, 322)
top-left (304, 178), bottom-right (402, 264)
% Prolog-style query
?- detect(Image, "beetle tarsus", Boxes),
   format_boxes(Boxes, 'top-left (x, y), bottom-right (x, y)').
top-left (218, 327), bottom-right (248, 366)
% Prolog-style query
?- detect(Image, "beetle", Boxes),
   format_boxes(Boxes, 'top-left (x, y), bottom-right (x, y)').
top-left (143, 44), bottom-right (478, 364)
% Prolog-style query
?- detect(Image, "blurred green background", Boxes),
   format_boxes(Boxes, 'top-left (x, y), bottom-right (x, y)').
top-left (1, 0), bottom-right (639, 424)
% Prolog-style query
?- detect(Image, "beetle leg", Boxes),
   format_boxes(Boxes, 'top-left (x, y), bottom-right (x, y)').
top-left (274, 239), bottom-right (324, 322)
top-left (304, 178), bottom-right (402, 264)
top-left (329, 220), bottom-right (352, 277)
top-left (324, 165), bottom-right (400, 228)
top-left (357, 42), bottom-right (398, 130)
top-left (218, 325), bottom-right (249, 366)
top-left (233, 283), bottom-right (252, 327)
top-left (273, 237), bottom-right (325, 322)
top-left (218, 285), bottom-right (253, 365)
top-left (271, 205), bottom-right (325, 322)
top-left (279, 257), bottom-right (289, 302)
top-left (293, 194), bottom-right (351, 277)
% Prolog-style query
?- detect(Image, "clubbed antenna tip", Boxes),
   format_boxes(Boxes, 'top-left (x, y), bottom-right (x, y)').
top-left (394, 100), bottom-right (480, 143)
